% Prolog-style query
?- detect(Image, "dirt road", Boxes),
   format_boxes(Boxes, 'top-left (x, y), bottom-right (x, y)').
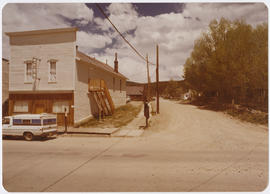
top-left (144, 99), bottom-right (268, 191)
top-left (2, 99), bottom-right (268, 192)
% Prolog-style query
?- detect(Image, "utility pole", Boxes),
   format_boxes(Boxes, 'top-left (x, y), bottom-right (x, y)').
top-left (32, 57), bottom-right (41, 91)
top-left (156, 45), bottom-right (160, 114)
top-left (146, 54), bottom-right (150, 101)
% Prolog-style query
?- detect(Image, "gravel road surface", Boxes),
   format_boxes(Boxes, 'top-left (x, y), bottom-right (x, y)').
top-left (2, 99), bottom-right (268, 192)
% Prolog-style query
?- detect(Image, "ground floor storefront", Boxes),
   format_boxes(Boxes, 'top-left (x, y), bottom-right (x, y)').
top-left (8, 92), bottom-right (74, 126)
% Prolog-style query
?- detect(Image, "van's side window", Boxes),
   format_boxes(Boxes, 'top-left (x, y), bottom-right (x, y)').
top-left (13, 119), bottom-right (22, 125)
top-left (22, 120), bottom-right (31, 125)
top-left (13, 119), bottom-right (42, 126)
top-left (32, 119), bottom-right (41, 125)
top-left (43, 118), bottom-right (57, 125)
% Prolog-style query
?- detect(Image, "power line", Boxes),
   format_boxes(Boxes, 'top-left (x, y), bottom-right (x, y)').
top-left (150, 66), bottom-right (156, 79)
top-left (95, 3), bottom-right (155, 66)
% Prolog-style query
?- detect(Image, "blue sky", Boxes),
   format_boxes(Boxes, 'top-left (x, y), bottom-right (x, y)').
top-left (2, 2), bottom-right (268, 82)
top-left (86, 3), bottom-right (185, 17)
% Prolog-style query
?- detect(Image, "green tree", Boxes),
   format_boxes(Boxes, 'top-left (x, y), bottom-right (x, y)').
top-left (184, 18), bottom-right (268, 108)
top-left (164, 79), bottom-right (183, 98)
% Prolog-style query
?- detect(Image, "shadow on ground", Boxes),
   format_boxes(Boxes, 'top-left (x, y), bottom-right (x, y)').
top-left (2, 136), bottom-right (57, 142)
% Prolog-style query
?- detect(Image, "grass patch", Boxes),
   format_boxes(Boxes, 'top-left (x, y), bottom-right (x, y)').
top-left (80, 102), bottom-right (142, 128)
top-left (227, 108), bottom-right (268, 125)
top-left (186, 98), bottom-right (268, 125)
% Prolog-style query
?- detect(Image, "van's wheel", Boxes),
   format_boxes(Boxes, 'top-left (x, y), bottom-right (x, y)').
top-left (23, 132), bottom-right (34, 141)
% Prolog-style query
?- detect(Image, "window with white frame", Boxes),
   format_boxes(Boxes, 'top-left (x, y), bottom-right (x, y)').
top-left (14, 101), bottom-right (29, 113)
top-left (48, 59), bottom-right (57, 82)
top-left (53, 101), bottom-right (69, 113)
top-left (25, 61), bottom-right (33, 82)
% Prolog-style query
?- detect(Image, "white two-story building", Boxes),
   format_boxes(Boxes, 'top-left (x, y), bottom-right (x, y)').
top-left (6, 27), bottom-right (127, 126)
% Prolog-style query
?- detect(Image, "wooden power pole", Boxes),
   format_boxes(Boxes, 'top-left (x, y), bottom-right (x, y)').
top-left (146, 54), bottom-right (150, 101)
top-left (156, 45), bottom-right (160, 114)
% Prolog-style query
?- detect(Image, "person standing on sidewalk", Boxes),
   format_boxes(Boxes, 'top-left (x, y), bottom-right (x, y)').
top-left (144, 99), bottom-right (150, 128)
top-left (64, 108), bottom-right (68, 133)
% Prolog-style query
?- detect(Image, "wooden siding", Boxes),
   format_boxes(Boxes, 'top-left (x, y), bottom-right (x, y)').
top-left (8, 30), bottom-right (76, 46)
top-left (9, 31), bottom-right (76, 92)
top-left (2, 59), bottom-right (9, 103)
top-left (8, 93), bottom-right (74, 126)
top-left (2, 59), bottom-right (9, 116)
top-left (86, 62), bottom-right (126, 107)
top-left (74, 61), bottom-right (127, 124)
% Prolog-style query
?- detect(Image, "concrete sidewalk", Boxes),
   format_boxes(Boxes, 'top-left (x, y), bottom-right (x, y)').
top-left (57, 126), bottom-right (119, 136)
top-left (112, 105), bottom-right (148, 137)
top-left (57, 102), bottom-right (149, 137)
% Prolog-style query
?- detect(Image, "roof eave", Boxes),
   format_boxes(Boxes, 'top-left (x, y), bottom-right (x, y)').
top-left (5, 27), bottom-right (78, 37)
top-left (76, 58), bottom-right (128, 79)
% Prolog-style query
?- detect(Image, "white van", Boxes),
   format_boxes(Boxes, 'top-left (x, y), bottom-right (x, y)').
top-left (2, 113), bottom-right (57, 141)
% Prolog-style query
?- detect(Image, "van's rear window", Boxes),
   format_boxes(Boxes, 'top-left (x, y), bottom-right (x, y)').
top-left (43, 118), bottom-right (56, 125)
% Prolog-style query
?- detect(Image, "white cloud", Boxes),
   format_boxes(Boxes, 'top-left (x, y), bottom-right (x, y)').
top-left (100, 3), bottom-right (267, 82)
top-left (77, 31), bottom-right (112, 54)
top-left (95, 3), bottom-right (138, 34)
top-left (182, 3), bottom-right (268, 27)
top-left (2, 3), bottom-right (93, 32)
top-left (2, 3), bottom-right (268, 82)
top-left (2, 3), bottom-right (94, 58)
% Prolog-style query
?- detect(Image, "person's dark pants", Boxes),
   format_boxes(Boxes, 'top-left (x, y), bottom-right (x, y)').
top-left (64, 116), bottom-right (67, 133)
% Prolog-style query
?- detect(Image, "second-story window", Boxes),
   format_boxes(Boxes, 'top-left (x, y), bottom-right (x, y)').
top-left (48, 59), bottom-right (57, 82)
top-left (25, 61), bottom-right (32, 82)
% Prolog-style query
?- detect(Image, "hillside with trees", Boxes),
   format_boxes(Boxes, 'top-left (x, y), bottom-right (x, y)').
top-left (127, 80), bottom-right (187, 99)
top-left (184, 18), bottom-right (268, 112)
